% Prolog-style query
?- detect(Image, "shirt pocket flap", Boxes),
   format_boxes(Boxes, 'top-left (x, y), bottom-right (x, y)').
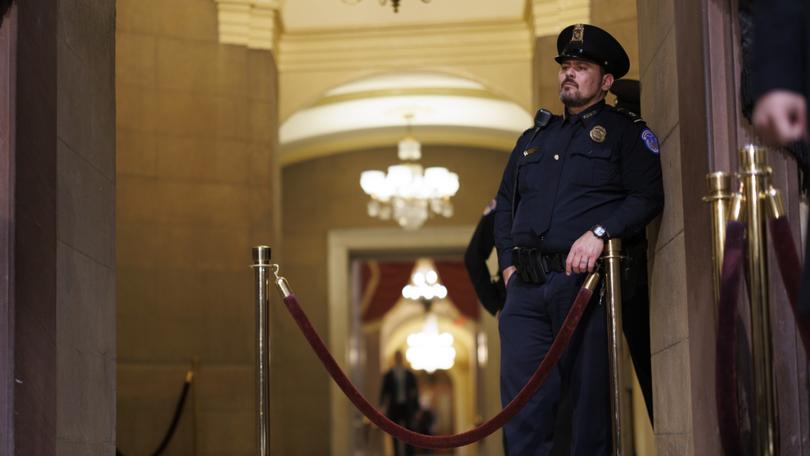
top-left (572, 147), bottom-right (613, 159)
top-left (520, 151), bottom-right (545, 165)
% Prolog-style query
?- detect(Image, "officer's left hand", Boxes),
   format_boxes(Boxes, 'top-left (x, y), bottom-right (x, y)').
top-left (566, 231), bottom-right (605, 275)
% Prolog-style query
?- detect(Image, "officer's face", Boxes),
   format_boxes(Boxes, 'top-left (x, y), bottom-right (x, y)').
top-left (558, 59), bottom-right (614, 109)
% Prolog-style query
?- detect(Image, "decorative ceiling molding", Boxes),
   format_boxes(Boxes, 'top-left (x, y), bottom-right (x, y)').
top-left (279, 72), bottom-right (532, 165)
top-left (282, 0), bottom-right (526, 32)
top-left (531, 0), bottom-right (590, 38)
top-left (214, 0), bottom-right (283, 54)
top-left (278, 19), bottom-right (533, 73)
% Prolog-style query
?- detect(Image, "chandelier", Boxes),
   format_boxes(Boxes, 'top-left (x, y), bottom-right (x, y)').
top-left (359, 117), bottom-right (459, 230)
top-left (401, 267), bottom-right (447, 301)
top-left (341, 0), bottom-right (431, 13)
top-left (402, 264), bottom-right (456, 373)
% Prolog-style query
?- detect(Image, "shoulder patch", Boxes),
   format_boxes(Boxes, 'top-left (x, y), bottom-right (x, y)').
top-left (641, 128), bottom-right (659, 154)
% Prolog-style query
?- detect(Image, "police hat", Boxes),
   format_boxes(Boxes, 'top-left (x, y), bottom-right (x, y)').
top-left (555, 24), bottom-right (630, 79)
top-left (609, 79), bottom-right (640, 115)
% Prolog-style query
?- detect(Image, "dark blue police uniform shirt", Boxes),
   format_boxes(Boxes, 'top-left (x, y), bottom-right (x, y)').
top-left (494, 99), bottom-right (664, 269)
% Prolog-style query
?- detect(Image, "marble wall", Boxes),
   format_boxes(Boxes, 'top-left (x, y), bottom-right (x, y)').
top-left (115, 0), bottom-right (278, 453)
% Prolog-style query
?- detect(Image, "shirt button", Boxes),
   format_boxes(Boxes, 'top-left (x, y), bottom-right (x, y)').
top-left (554, 154), bottom-right (560, 160)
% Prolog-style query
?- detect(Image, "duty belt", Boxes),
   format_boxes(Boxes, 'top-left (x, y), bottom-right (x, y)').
top-left (512, 246), bottom-right (566, 284)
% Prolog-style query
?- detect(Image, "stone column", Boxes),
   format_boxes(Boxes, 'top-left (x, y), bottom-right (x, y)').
top-left (14, 0), bottom-right (116, 454)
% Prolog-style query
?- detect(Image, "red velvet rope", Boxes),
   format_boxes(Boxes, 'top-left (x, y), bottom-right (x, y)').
top-left (716, 216), bottom-right (809, 456)
top-left (281, 285), bottom-right (595, 449)
top-left (768, 216), bottom-right (810, 356)
top-left (716, 220), bottom-right (745, 456)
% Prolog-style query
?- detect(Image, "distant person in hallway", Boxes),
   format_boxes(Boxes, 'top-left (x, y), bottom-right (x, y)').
top-left (752, 0), bottom-right (810, 316)
top-left (412, 396), bottom-right (436, 455)
top-left (380, 350), bottom-right (419, 456)
top-left (493, 23), bottom-right (664, 455)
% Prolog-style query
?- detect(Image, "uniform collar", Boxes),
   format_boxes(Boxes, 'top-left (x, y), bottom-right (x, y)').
top-left (564, 99), bottom-right (606, 126)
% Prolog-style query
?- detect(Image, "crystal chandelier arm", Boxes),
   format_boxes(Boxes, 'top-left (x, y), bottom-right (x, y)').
top-left (360, 170), bottom-right (386, 195)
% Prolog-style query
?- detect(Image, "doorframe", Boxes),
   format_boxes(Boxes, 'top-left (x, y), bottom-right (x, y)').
top-left (327, 225), bottom-right (474, 456)
top-left (0, 6), bottom-right (16, 453)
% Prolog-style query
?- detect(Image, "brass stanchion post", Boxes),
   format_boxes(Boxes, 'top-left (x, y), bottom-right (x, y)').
top-left (191, 357), bottom-right (199, 456)
top-left (252, 246), bottom-right (272, 456)
top-left (703, 172), bottom-right (733, 303)
top-left (739, 145), bottom-right (779, 456)
top-left (603, 239), bottom-right (631, 455)
top-left (765, 185), bottom-right (786, 220)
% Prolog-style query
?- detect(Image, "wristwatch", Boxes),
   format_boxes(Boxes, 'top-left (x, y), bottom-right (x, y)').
top-left (590, 224), bottom-right (609, 240)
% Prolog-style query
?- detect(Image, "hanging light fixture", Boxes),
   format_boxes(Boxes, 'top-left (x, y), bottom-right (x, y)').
top-left (341, 0), bottom-right (431, 13)
top-left (359, 114), bottom-right (459, 230)
top-left (406, 314), bottom-right (455, 373)
top-left (402, 264), bottom-right (456, 373)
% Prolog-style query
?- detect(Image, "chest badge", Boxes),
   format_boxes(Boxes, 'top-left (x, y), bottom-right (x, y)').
top-left (590, 125), bottom-right (607, 143)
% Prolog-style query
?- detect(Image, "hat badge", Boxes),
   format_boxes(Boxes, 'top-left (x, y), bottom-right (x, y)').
top-left (571, 24), bottom-right (585, 44)
top-left (590, 125), bottom-right (607, 143)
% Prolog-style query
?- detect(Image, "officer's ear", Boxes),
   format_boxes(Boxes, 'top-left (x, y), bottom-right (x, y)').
top-left (600, 72), bottom-right (615, 93)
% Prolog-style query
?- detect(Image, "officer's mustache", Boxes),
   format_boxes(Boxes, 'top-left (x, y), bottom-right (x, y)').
top-left (561, 78), bottom-right (578, 88)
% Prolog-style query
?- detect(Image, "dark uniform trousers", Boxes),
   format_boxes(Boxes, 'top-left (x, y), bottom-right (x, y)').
top-left (500, 272), bottom-right (609, 456)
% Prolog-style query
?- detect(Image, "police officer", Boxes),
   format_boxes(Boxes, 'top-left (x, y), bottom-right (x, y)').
top-left (752, 0), bottom-right (810, 317)
top-left (464, 198), bottom-right (506, 317)
top-left (609, 78), bottom-right (655, 424)
top-left (494, 24), bottom-right (664, 455)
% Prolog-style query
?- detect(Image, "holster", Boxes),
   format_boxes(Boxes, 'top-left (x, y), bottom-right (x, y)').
top-left (513, 246), bottom-right (547, 284)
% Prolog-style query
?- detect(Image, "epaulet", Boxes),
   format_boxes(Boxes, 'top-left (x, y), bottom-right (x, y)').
top-left (613, 106), bottom-right (646, 125)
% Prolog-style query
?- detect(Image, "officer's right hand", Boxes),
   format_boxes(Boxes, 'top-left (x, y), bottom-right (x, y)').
top-left (753, 89), bottom-right (809, 145)
top-left (502, 266), bottom-right (517, 287)
top-left (566, 231), bottom-right (605, 275)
